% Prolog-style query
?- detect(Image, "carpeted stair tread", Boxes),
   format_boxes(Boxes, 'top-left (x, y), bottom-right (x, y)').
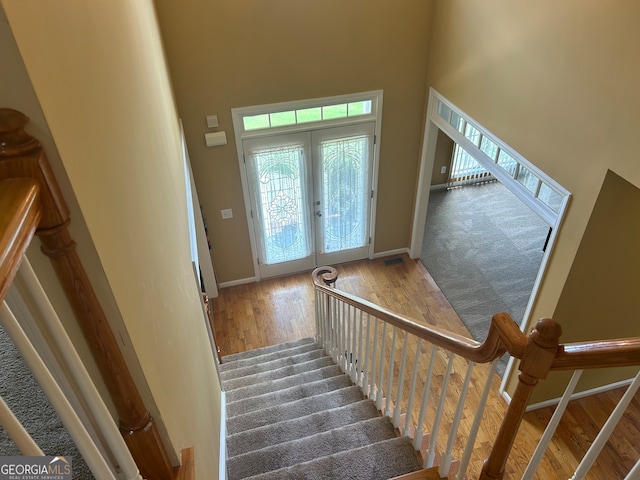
top-left (220, 341), bottom-right (320, 372)
top-left (220, 349), bottom-right (328, 382)
top-left (221, 338), bottom-right (315, 364)
top-left (222, 356), bottom-right (336, 391)
top-left (243, 436), bottom-right (423, 480)
top-left (227, 400), bottom-right (381, 457)
top-left (227, 416), bottom-right (399, 479)
top-left (225, 364), bottom-right (344, 403)
top-left (226, 385), bottom-right (364, 435)
top-left (227, 374), bottom-right (354, 418)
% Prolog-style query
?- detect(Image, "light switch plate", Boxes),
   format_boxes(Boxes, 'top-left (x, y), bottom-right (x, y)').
top-left (221, 208), bottom-right (233, 219)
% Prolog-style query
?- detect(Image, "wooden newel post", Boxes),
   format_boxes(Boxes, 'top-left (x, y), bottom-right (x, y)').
top-left (480, 317), bottom-right (562, 480)
top-left (0, 109), bottom-right (173, 480)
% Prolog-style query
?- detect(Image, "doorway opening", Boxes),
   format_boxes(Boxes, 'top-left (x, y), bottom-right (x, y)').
top-left (232, 91), bottom-right (383, 279)
top-left (410, 89), bottom-right (571, 382)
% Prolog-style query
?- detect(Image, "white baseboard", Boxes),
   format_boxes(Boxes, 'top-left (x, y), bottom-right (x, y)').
top-left (219, 390), bottom-right (227, 480)
top-left (525, 377), bottom-right (634, 412)
top-left (430, 183), bottom-right (449, 191)
top-left (218, 276), bottom-right (258, 288)
top-left (373, 248), bottom-right (410, 259)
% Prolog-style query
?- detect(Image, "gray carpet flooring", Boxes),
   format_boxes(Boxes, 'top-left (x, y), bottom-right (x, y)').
top-left (221, 338), bottom-right (423, 480)
top-left (421, 181), bottom-right (548, 375)
top-left (0, 323), bottom-right (92, 479)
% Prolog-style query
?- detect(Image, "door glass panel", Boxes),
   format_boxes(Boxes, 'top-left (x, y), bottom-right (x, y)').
top-left (249, 144), bottom-right (310, 265)
top-left (319, 135), bottom-right (370, 253)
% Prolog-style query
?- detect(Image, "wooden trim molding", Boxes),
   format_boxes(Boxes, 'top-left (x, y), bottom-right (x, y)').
top-left (0, 108), bottom-right (173, 479)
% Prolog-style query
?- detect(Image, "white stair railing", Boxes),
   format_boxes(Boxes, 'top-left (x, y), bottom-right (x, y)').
top-left (313, 266), bottom-right (507, 477)
top-left (313, 265), bottom-right (640, 480)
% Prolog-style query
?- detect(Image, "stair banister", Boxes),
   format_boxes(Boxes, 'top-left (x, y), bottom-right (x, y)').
top-left (0, 108), bottom-right (174, 480)
top-left (479, 318), bottom-right (563, 480)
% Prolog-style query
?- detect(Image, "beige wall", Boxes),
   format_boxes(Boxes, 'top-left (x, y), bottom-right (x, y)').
top-left (2, 0), bottom-right (222, 476)
top-left (547, 170), bottom-right (640, 398)
top-left (426, 0), bottom-right (640, 399)
top-left (153, 0), bottom-right (435, 282)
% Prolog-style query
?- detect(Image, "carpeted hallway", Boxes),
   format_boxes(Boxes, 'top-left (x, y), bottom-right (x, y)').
top-left (420, 181), bottom-right (548, 374)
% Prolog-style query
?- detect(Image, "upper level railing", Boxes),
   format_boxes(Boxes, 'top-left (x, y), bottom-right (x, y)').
top-left (0, 108), bottom-right (192, 479)
top-left (312, 265), bottom-right (640, 480)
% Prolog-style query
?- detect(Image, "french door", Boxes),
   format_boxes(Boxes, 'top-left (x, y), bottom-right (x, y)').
top-left (243, 123), bottom-right (375, 278)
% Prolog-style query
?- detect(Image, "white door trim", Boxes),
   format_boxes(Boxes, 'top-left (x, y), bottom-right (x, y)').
top-left (409, 88), bottom-right (572, 392)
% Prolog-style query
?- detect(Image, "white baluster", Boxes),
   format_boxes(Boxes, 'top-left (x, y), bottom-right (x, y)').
top-left (403, 338), bottom-right (423, 436)
top-left (362, 314), bottom-right (372, 396)
top-left (376, 322), bottom-right (388, 409)
top-left (414, 345), bottom-right (437, 450)
top-left (0, 395), bottom-right (44, 455)
top-left (456, 359), bottom-right (498, 480)
top-left (440, 361), bottom-right (474, 477)
top-left (393, 333), bottom-right (410, 427)
top-left (425, 352), bottom-right (455, 468)
top-left (369, 319), bottom-right (379, 399)
top-left (624, 457), bottom-right (640, 480)
top-left (356, 311), bottom-right (364, 387)
top-left (385, 327), bottom-right (398, 416)
top-left (522, 369), bottom-right (583, 480)
top-left (571, 370), bottom-right (640, 480)
top-left (0, 303), bottom-right (117, 480)
top-left (16, 260), bottom-right (142, 480)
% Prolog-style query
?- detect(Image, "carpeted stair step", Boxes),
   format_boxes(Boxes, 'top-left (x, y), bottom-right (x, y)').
top-left (227, 400), bottom-right (381, 457)
top-left (227, 374), bottom-right (353, 418)
top-left (225, 364), bottom-right (344, 403)
top-left (220, 341), bottom-right (320, 372)
top-left (222, 356), bottom-right (336, 391)
top-left (220, 349), bottom-right (328, 382)
top-left (227, 416), bottom-right (399, 479)
top-left (221, 338), bottom-right (315, 364)
top-left (226, 385), bottom-right (364, 435)
top-left (242, 436), bottom-right (423, 480)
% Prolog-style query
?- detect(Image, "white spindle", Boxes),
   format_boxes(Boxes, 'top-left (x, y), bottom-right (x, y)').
top-left (571, 370), bottom-right (640, 480)
top-left (376, 322), bottom-right (388, 409)
top-left (413, 345), bottom-right (437, 450)
top-left (426, 352), bottom-right (455, 468)
top-left (456, 359), bottom-right (498, 480)
top-left (0, 395), bottom-right (44, 455)
top-left (16, 260), bottom-right (143, 479)
top-left (335, 299), bottom-right (343, 366)
top-left (362, 314), bottom-right (372, 396)
top-left (403, 338), bottom-right (422, 436)
top-left (522, 369), bottom-right (583, 480)
top-left (393, 333), bottom-right (410, 427)
top-left (384, 327), bottom-right (398, 417)
top-left (0, 303), bottom-right (117, 480)
top-left (440, 361), bottom-right (474, 477)
top-left (369, 318), bottom-right (379, 399)
top-left (356, 311), bottom-right (364, 387)
top-left (342, 302), bottom-right (349, 372)
top-left (624, 457), bottom-right (640, 480)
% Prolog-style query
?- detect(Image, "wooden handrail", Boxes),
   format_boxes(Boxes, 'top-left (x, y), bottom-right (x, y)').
top-left (0, 109), bottom-right (174, 479)
top-left (0, 178), bottom-right (41, 303)
top-left (312, 266), bottom-right (527, 364)
top-left (551, 338), bottom-right (640, 370)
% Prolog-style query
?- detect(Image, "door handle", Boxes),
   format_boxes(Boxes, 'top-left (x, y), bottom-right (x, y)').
top-left (316, 211), bottom-right (322, 217)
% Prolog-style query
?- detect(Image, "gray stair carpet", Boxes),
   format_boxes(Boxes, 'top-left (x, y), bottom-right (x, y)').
top-left (221, 338), bottom-right (423, 480)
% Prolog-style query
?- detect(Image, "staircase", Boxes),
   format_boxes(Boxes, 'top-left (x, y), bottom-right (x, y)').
top-left (220, 337), bottom-right (431, 480)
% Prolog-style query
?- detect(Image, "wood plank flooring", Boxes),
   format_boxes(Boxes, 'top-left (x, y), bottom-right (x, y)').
top-left (212, 254), bottom-right (639, 479)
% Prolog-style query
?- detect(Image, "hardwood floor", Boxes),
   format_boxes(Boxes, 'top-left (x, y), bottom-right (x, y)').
top-left (212, 254), bottom-right (639, 479)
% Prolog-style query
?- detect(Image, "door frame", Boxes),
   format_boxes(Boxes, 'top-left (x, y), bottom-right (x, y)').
top-left (409, 88), bottom-right (572, 392)
top-left (232, 91), bottom-right (383, 281)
